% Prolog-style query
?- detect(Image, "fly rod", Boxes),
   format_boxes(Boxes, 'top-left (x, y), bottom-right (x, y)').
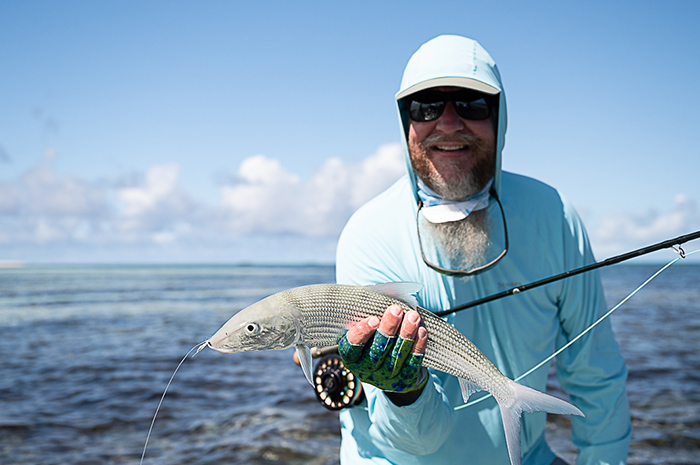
top-left (434, 229), bottom-right (700, 317)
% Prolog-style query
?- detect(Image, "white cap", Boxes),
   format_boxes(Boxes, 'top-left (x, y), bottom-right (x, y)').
top-left (396, 76), bottom-right (500, 100)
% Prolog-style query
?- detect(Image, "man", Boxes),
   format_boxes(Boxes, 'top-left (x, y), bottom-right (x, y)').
top-left (335, 35), bottom-right (631, 464)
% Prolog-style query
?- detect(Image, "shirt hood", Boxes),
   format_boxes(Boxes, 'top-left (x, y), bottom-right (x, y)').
top-left (395, 35), bottom-right (507, 201)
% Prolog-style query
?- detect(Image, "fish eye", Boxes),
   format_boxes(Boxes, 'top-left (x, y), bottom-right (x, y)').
top-left (244, 323), bottom-right (260, 336)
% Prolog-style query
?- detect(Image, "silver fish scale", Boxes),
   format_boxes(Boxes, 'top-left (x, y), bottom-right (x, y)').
top-left (279, 284), bottom-right (398, 346)
top-left (280, 284), bottom-right (511, 398)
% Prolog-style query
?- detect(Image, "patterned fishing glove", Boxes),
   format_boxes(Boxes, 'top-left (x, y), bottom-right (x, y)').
top-left (337, 329), bottom-right (428, 393)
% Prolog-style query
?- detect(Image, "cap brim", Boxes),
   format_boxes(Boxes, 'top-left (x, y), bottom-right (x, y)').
top-left (396, 77), bottom-right (500, 100)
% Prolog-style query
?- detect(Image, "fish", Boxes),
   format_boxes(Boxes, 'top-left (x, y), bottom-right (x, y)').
top-left (206, 282), bottom-right (583, 465)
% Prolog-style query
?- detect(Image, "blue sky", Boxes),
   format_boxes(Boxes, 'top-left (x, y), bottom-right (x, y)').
top-left (1, 1), bottom-right (699, 264)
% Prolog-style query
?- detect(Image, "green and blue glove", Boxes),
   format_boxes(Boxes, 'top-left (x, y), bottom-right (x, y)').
top-left (337, 329), bottom-right (428, 393)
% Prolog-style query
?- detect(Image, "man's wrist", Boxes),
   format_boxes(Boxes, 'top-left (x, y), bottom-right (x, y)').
top-left (386, 383), bottom-right (425, 406)
top-left (385, 370), bottom-right (429, 406)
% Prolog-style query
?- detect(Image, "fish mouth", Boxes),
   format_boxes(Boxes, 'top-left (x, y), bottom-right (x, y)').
top-left (205, 338), bottom-right (234, 353)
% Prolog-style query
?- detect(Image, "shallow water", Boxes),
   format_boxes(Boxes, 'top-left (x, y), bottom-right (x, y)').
top-left (0, 263), bottom-right (698, 464)
top-left (547, 264), bottom-right (700, 465)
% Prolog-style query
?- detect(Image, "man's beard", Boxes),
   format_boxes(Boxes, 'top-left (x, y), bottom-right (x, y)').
top-left (420, 209), bottom-right (492, 273)
top-left (410, 132), bottom-right (496, 269)
top-left (409, 132), bottom-right (496, 200)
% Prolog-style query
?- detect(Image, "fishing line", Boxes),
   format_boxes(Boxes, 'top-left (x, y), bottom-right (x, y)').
top-left (139, 341), bottom-right (208, 465)
top-left (453, 247), bottom-right (698, 412)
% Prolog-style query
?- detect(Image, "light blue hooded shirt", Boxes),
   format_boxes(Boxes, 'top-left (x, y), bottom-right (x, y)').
top-left (335, 35), bottom-right (631, 465)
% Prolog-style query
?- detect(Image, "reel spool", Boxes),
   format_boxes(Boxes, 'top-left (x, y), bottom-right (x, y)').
top-left (312, 353), bottom-right (363, 410)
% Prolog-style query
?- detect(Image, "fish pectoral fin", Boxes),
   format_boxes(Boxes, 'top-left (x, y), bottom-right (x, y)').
top-left (295, 344), bottom-right (314, 385)
top-left (458, 378), bottom-right (483, 403)
top-left (363, 282), bottom-right (423, 310)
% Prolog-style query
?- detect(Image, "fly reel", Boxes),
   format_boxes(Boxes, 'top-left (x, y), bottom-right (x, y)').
top-left (312, 353), bottom-right (363, 410)
top-left (293, 346), bottom-right (364, 410)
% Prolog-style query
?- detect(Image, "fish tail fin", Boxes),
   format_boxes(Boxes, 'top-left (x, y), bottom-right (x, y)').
top-left (497, 380), bottom-right (584, 465)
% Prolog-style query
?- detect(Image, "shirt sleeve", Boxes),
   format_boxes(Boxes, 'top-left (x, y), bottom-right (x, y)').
top-left (554, 198), bottom-right (632, 465)
top-left (362, 374), bottom-right (454, 455)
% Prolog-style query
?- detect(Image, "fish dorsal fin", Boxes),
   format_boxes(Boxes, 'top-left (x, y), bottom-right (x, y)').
top-left (363, 282), bottom-right (423, 310)
top-left (295, 344), bottom-right (313, 385)
top-left (458, 377), bottom-right (483, 403)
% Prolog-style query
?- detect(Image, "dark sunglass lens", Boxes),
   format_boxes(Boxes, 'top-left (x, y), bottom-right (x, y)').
top-left (454, 98), bottom-right (490, 120)
top-left (409, 101), bottom-right (445, 122)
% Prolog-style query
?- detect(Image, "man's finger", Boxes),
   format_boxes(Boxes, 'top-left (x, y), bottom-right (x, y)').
top-left (412, 326), bottom-right (428, 355)
top-left (399, 310), bottom-right (421, 340)
top-left (346, 315), bottom-right (380, 345)
top-left (377, 305), bottom-right (404, 337)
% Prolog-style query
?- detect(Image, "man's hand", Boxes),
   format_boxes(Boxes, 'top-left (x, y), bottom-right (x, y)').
top-left (337, 305), bottom-right (429, 406)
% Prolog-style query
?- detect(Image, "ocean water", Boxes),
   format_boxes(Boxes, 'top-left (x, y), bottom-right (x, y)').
top-left (0, 263), bottom-right (698, 464)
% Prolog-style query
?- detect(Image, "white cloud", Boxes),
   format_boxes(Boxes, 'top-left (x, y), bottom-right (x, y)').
top-left (0, 156), bottom-right (108, 244)
top-left (0, 157), bottom-right (200, 248)
top-left (589, 194), bottom-right (700, 259)
top-left (0, 144), bottom-right (406, 262)
top-left (118, 164), bottom-right (180, 217)
top-left (221, 155), bottom-right (304, 234)
top-left (220, 143), bottom-right (405, 236)
top-left (116, 163), bottom-right (195, 239)
top-left (10, 160), bottom-right (106, 218)
top-left (352, 143), bottom-right (408, 208)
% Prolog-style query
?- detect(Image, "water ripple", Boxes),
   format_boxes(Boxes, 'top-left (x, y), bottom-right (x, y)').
top-left (1, 264), bottom-right (698, 464)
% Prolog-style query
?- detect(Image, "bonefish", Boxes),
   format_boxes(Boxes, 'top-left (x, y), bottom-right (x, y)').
top-left (207, 282), bottom-right (583, 465)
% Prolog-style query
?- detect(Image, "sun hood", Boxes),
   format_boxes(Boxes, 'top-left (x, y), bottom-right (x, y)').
top-left (395, 35), bottom-right (508, 200)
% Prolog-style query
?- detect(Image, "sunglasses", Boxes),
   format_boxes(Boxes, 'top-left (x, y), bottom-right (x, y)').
top-left (408, 90), bottom-right (493, 122)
